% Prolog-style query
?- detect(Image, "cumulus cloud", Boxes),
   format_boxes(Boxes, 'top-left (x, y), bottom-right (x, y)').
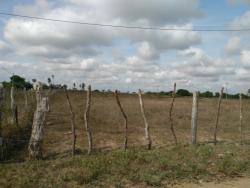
top-left (240, 50), bottom-right (250, 67)
top-left (3, 0), bottom-right (201, 60)
top-left (67, 0), bottom-right (202, 26)
top-left (231, 11), bottom-right (250, 29)
top-left (3, 0), bottom-right (248, 92)
top-left (225, 36), bottom-right (241, 55)
top-left (137, 42), bottom-right (159, 60)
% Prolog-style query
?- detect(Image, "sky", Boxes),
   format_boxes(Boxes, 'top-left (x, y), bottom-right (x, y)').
top-left (1, 0), bottom-right (250, 93)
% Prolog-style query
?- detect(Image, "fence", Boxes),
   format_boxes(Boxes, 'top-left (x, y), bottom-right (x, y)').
top-left (0, 85), bottom-right (247, 160)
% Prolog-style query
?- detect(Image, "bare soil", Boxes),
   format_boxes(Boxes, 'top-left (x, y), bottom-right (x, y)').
top-left (44, 91), bottom-right (250, 157)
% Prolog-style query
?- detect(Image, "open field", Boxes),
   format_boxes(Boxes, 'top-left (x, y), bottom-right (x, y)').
top-left (1, 90), bottom-right (250, 187)
top-left (44, 91), bottom-right (250, 156)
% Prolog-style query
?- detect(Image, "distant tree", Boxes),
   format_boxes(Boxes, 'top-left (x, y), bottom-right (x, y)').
top-left (215, 92), bottom-right (220, 97)
top-left (2, 75), bottom-right (33, 90)
top-left (200, 91), bottom-right (213, 98)
top-left (24, 82), bottom-right (33, 90)
top-left (248, 89), bottom-right (250, 96)
top-left (73, 83), bottom-right (76, 90)
top-left (63, 84), bottom-right (67, 89)
top-left (10, 75), bottom-right (25, 88)
top-left (176, 89), bottom-right (192, 96)
top-left (51, 75), bottom-right (55, 85)
top-left (2, 81), bottom-right (11, 88)
top-left (32, 79), bottom-right (37, 83)
top-left (81, 83), bottom-right (85, 90)
top-left (48, 77), bottom-right (52, 86)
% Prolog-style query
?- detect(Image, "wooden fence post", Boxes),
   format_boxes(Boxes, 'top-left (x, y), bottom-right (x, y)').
top-left (10, 85), bottom-right (18, 126)
top-left (213, 87), bottom-right (224, 145)
top-left (0, 87), bottom-right (3, 126)
top-left (169, 83), bottom-right (178, 145)
top-left (24, 88), bottom-right (28, 109)
top-left (64, 88), bottom-right (76, 156)
top-left (84, 85), bottom-right (93, 154)
top-left (191, 91), bottom-right (199, 145)
top-left (138, 89), bottom-right (152, 150)
top-left (239, 93), bottom-right (243, 145)
top-left (115, 90), bottom-right (128, 151)
top-left (10, 85), bottom-right (15, 113)
top-left (28, 89), bottom-right (47, 159)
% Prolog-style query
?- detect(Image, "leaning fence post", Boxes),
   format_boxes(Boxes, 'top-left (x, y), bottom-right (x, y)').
top-left (213, 87), bottom-right (224, 145)
top-left (84, 85), bottom-right (93, 154)
top-left (239, 93), bottom-right (243, 145)
top-left (115, 90), bottom-right (128, 151)
top-left (191, 91), bottom-right (199, 145)
top-left (138, 89), bottom-right (152, 150)
top-left (169, 83), bottom-right (178, 145)
top-left (64, 88), bottom-right (76, 156)
top-left (28, 89), bottom-right (47, 159)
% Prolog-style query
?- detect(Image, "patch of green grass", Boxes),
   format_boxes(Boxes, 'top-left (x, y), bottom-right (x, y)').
top-left (1, 144), bottom-right (250, 187)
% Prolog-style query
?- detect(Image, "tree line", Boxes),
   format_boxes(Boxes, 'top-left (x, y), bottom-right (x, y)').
top-left (1, 75), bottom-right (248, 99)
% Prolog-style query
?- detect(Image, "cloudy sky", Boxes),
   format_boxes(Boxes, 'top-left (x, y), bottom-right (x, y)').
top-left (1, 0), bottom-right (250, 93)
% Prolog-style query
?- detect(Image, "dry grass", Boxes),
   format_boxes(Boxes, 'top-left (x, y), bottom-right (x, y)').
top-left (2, 90), bottom-right (250, 187)
top-left (43, 90), bottom-right (250, 157)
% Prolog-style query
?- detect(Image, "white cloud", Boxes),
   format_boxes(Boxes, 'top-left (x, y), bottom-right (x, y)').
top-left (3, 0), bottom-right (201, 60)
top-left (137, 42), bottom-right (159, 60)
top-left (225, 36), bottom-right (241, 55)
top-left (240, 50), bottom-right (250, 67)
top-left (3, 0), bottom-right (250, 92)
top-left (231, 11), bottom-right (250, 29)
top-left (67, 0), bottom-right (202, 26)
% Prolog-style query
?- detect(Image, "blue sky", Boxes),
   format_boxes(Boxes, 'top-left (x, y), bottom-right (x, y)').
top-left (1, 0), bottom-right (250, 93)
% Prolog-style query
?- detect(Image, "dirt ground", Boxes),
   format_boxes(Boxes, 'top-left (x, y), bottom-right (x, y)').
top-left (176, 178), bottom-right (250, 188)
top-left (43, 90), bottom-right (250, 157)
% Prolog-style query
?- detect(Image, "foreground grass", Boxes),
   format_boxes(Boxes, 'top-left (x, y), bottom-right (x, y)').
top-left (1, 144), bottom-right (250, 187)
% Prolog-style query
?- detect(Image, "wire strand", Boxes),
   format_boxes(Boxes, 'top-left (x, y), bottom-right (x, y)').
top-left (0, 12), bottom-right (249, 32)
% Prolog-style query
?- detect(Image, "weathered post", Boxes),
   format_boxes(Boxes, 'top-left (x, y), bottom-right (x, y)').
top-left (239, 93), bottom-right (243, 144)
top-left (10, 84), bottom-right (15, 113)
top-left (213, 87), bottom-right (224, 145)
top-left (45, 96), bottom-right (50, 112)
top-left (138, 89), bottom-right (152, 150)
top-left (10, 84), bottom-right (18, 126)
top-left (28, 89), bottom-right (47, 159)
top-left (84, 85), bottom-right (93, 154)
top-left (64, 88), bottom-right (76, 156)
top-left (115, 90), bottom-right (128, 151)
top-left (169, 83), bottom-right (178, 145)
top-left (0, 86), bottom-right (4, 127)
top-left (191, 91), bottom-right (199, 145)
top-left (24, 88), bottom-right (28, 109)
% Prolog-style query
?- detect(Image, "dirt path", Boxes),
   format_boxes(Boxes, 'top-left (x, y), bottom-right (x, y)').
top-left (175, 178), bottom-right (250, 188)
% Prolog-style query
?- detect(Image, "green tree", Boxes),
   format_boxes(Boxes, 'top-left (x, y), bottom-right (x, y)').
top-left (176, 89), bottom-right (192, 96)
top-left (200, 91), bottom-right (213, 98)
top-left (3, 75), bottom-right (33, 90)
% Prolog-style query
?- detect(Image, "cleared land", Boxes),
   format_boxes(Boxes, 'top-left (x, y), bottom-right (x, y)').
top-left (44, 91), bottom-right (250, 156)
top-left (1, 90), bottom-right (250, 187)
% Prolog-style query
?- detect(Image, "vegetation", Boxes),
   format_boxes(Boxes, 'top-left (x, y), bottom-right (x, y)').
top-left (0, 144), bottom-right (250, 187)
top-left (2, 75), bottom-right (33, 90)
top-left (1, 76), bottom-right (250, 186)
top-left (0, 88), bottom-right (35, 160)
